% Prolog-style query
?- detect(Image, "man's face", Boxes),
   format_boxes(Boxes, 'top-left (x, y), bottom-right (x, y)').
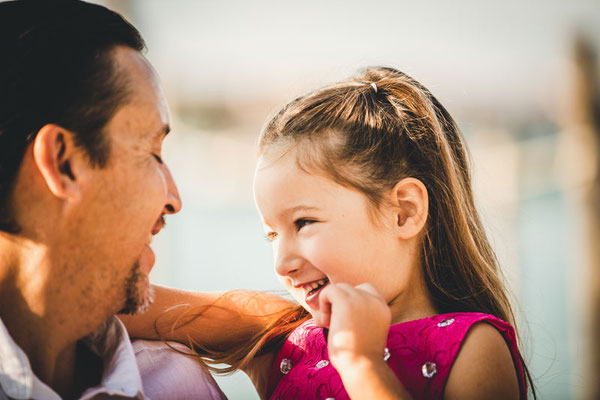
top-left (73, 46), bottom-right (181, 316)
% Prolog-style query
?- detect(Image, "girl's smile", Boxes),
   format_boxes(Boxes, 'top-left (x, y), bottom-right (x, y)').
top-left (298, 277), bottom-right (330, 309)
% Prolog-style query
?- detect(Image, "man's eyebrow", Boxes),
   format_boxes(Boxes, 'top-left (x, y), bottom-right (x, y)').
top-left (153, 124), bottom-right (170, 139)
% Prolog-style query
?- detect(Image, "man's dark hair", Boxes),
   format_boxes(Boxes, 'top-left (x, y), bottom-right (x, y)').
top-left (0, 0), bottom-right (145, 233)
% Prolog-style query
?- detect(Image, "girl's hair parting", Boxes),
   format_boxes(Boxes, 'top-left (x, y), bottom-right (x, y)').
top-left (179, 66), bottom-right (535, 397)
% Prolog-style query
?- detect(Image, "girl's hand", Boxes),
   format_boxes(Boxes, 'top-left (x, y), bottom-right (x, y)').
top-left (312, 282), bottom-right (391, 370)
top-left (312, 283), bottom-right (412, 399)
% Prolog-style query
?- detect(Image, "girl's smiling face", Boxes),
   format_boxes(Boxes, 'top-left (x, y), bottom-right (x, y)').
top-left (253, 148), bottom-right (420, 318)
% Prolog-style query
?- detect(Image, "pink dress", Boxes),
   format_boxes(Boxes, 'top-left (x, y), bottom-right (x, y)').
top-left (266, 312), bottom-right (527, 399)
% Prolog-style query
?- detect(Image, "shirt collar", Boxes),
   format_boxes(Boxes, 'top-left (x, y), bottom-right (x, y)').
top-left (0, 316), bottom-right (146, 400)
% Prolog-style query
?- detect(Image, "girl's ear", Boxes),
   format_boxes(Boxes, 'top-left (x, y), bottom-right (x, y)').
top-left (390, 177), bottom-right (428, 239)
top-left (32, 124), bottom-right (85, 201)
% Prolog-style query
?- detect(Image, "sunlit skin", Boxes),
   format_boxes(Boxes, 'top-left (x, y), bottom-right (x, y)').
top-left (0, 46), bottom-right (181, 398)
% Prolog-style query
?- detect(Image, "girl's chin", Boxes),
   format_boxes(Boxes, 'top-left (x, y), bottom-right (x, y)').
top-left (293, 297), bottom-right (314, 316)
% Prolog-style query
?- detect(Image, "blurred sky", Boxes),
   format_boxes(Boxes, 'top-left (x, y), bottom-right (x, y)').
top-left (125, 0), bottom-right (599, 115)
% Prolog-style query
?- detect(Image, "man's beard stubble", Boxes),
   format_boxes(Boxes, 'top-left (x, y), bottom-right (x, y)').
top-left (118, 261), bottom-right (154, 315)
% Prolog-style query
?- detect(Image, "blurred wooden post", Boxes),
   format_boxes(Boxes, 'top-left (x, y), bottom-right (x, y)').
top-left (569, 34), bottom-right (600, 400)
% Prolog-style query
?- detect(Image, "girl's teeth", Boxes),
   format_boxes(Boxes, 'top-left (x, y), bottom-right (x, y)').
top-left (305, 278), bottom-right (330, 295)
top-left (306, 279), bottom-right (329, 293)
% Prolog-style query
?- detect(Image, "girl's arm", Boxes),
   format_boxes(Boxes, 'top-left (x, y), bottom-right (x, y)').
top-left (121, 285), bottom-right (293, 398)
top-left (443, 322), bottom-right (520, 399)
top-left (120, 284), bottom-right (292, 348)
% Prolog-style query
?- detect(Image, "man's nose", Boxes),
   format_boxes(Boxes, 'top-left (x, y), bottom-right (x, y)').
top-left (274, 239), bottom-right (302, 277)
top-left (163, 165), bottom-right (182, 214)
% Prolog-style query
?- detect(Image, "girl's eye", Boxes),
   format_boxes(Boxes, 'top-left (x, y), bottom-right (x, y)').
top-left (294, 218), bottom-right (316, 231)
top-left (153, 154), bottom-right (164, 164)
top-left (264, 232), bottom-right (279, 242)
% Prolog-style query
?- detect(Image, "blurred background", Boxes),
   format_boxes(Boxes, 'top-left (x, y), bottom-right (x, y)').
top-left (96, 1), bottom-right (599, 398)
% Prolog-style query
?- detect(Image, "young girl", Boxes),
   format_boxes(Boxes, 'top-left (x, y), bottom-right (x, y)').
top-left (123, 67), bottom-right (534, 399)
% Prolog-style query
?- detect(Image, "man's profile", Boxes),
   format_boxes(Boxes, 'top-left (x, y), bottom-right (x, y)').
top-left (0, 1), bottom-right (224, 398)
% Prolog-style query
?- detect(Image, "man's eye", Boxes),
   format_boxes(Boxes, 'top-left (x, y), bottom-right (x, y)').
top-left (152, 154), bottom-right (164, 164)
top-left (294, 219), bottom-right (315, 231)
top-left (264, 232), bottom-right (278, 242)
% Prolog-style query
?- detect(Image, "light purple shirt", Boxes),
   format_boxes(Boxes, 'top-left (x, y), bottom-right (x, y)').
top-left (133, 339), bottom-right (227, 400)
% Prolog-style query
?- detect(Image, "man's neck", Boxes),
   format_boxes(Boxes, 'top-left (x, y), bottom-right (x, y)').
top-left (0, 236), bottom-right (104, 398)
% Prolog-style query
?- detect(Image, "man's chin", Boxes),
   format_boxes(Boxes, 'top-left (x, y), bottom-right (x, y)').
top-left (118, 261), bottom-right (155, 315)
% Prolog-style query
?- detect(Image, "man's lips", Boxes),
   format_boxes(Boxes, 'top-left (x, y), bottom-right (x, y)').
top-left (146, 214), bottom-right (165, 245)
top-left (151, 214), bottom-right (166, 236)
top-left (141, 215), bottom-right (165, 274)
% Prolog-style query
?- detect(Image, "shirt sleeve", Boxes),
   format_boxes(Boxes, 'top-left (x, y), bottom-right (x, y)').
top-left (132, 339), bottom-right (227, 400)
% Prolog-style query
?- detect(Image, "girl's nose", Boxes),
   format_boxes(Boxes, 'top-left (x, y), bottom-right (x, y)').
top-left (274, 240), bottom-right (302, 277)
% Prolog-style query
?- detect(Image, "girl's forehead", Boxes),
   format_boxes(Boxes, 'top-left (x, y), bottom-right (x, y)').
top-left (254, 154), bottom-right (373, 220)
top-left (256, 157), bottom-right (325, 200)
top-left (255, 155), bottom-right (312, 199)
top-left (255, 152), bottom-right (335, 194)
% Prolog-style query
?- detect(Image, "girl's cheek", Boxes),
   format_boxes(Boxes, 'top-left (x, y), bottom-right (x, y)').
top-left (278, 275), bottom-right (312, 311)
top-left (306, 241), bottom-right (332, 267)
top-left (278, 275), bottom-right (297, 296)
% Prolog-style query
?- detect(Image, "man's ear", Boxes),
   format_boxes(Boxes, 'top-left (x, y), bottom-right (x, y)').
top-left (32, 124), bottom-right (84, 200)
top-left (389, 177), bottom-right (429, 239)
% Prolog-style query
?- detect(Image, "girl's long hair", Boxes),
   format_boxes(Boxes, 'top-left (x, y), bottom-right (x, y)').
top-left (175, 67), bottom-right (534, 396)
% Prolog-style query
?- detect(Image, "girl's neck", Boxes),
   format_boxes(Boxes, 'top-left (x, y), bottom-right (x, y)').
top-left (388, 276), bottom-right (438, 325)
top-left (389, 298), bottom-right (437, 325)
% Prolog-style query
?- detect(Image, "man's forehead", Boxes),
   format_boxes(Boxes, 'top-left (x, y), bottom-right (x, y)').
top-left (111, 46), bottom-right (154, 78)
top-left (109, 47), bottom-right (171, 139)
top-left (97, 56), bottom-right (170, 149)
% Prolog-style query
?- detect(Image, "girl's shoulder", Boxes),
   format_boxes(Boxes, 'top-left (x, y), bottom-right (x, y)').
top-left (386, 312), bottom-right (526, 399)
top-left (387, 311), bottom-right (518, 347)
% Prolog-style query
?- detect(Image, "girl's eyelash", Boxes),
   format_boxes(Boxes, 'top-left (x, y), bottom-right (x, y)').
top-left (264, 219), bottom-right (316, 242)
top-left (264, 232), bottom-right (278, 242)
top-left (153, 154), bottom-right (164, 164)
top-left (295, 218), bottom-right (316, 231)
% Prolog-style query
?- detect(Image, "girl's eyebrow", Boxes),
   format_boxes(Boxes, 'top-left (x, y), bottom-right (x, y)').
top-left (281, 205), bottom-right (320, 217)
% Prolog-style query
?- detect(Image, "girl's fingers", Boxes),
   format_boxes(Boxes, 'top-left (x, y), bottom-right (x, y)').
top-left (312, 282), bottom-right (388, 328)
top-left (333, 282), bottom-right (356, 296)
top-left (314, 283), bottom-right (346, 328)
top-left (312, 285), bottom-right (331, 327)
top-left (313, 299), bottom-right (331, 328)
top-left (354, 282), bottom-right (385, 301)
